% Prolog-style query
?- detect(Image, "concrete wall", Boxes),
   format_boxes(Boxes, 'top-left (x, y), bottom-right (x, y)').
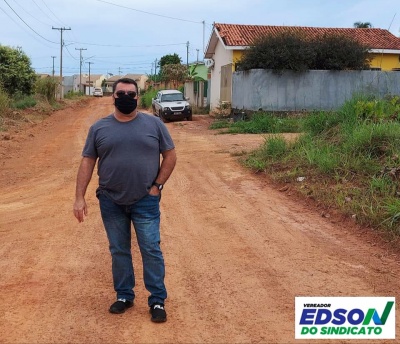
top-left (209, 40), bottom-right (233, 110)
top-left (232, 69), bottom-right (400, 111)
top-left (184, 81), bottom-right (207, 108)
top-left (63, 76), bottom-right (74, 94)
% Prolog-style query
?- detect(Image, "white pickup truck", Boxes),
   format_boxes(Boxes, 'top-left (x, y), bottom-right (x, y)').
top-left (152, 89), bottom-right (192, 122)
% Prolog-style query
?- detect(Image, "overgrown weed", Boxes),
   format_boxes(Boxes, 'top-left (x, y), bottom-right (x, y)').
top-left (213, 94), bottom-right (400, 236)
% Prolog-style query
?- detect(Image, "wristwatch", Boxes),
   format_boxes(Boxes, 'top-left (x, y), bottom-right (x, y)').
top-left (152, 182), bottom-right (163, 191)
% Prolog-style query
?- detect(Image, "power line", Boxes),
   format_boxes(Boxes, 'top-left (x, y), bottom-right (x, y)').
top-left (40, 0), bottom-right (66, 26)
top-left (11, 0), bottom-right (53, 26)
top-left (87, 54), bottom-right (154, 59)
top-left (64, 44), bottom-right (79, 61)
top-left (115, 61), bottom-right (158, 66)
top-left (0, 5), bottom-right (52, 48)
top-left (63, 39), bottom-right (188, 48)
top-left (90, 58), bottom-right (151, 66)
top-left (95, 0), bottom-right (203, 24)
top-left (32, 0), bottom-right (80, 44)
top-left (31, 0), bottom-right (55, 22)
top-left (3, 0), bottom-right (57, 44)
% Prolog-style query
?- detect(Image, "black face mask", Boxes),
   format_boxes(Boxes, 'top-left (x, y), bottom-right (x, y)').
top-left (114, 94), bottom-right (137, 115)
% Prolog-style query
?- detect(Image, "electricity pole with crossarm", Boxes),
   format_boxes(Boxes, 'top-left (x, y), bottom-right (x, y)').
top-left (52, 26), bottom-right (71, 99)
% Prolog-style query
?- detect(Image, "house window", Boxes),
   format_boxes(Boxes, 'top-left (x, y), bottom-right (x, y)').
top-left (370, 67), bottom-right (381, 71)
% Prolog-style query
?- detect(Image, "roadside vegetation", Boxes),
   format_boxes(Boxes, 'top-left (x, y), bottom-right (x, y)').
top-left (210, 94), bottom-right (400, 238)
top-left (0, 77), bottom-right (87, 132)
top-left (0, 45), bottom-right (87, 132)
top-left (140, 88), bottom-right (157, 109)
top-left (238, 30), bottom-right (370, 72)
top-left (209, 112), bottom-right (303, 133)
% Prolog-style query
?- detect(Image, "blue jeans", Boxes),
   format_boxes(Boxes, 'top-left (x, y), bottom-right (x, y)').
top-left (98, 193), bottom-right (167, 306)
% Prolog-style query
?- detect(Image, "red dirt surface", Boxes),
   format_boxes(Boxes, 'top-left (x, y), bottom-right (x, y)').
top-left (0, 97), bottom-right (399, 343)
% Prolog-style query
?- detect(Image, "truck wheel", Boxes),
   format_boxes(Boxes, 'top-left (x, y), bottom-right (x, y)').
top-left (160, 110), bottom-right (169, 122)
top-left (187, 114), bottom-right (193, 121)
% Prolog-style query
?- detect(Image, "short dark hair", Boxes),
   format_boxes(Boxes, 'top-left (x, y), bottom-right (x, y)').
top-left (112, 78), bottom-right (138, 93)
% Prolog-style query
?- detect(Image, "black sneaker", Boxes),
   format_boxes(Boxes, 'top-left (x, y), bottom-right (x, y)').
top-left (109, 299), bottom-right (134, 314)
top-left (149, 303), bottom-right (167, 322)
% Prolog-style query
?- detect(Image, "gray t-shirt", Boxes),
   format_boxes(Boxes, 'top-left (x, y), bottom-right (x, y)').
top-left (82, 112), bottom-right (175, 205)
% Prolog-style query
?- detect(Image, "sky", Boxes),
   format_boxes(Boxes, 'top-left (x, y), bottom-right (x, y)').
top-left (1, 0), bottom-right (399, 77)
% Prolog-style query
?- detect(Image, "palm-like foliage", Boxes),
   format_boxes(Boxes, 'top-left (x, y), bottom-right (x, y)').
top-left (354, 22), bottom-right (372, 28)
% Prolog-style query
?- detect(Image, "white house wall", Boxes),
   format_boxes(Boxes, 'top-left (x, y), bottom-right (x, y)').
top-left (210, 40), bottom-right (233, 111)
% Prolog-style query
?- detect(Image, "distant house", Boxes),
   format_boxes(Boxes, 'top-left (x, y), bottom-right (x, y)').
top-left (37, 73), bottom-right (61, 84)
top-left (36, 73), bottom-right (53, 79)
top-left (81, 74), bottom-right (106, 95)
top-left (204, 23), bottom-right (400, 111)
top-left (62, 74), bottom-right (106, 95)
top-left (36, 73), bottom-right (107, 97)
top-left (105, 74), bottom-right (149, 94)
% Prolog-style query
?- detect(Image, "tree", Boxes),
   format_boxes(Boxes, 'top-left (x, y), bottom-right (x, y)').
top-left (311, 34), bottom-right (370, 70)
top-left (35, 77), bottom-right (58, 102)
top-left (0, 45), bottom-right (36, 96)
top-left (353, 22), bottom-right (372, 28)
top-left (238, 30), bottom-right (370, 72)
top-left (159, 53), bottom-right (182, 69)
top-left (188, 63), bottom-right (205, 81)
top-left (161, 64), bottom-right (188, 88)
top-left (156, 54), bottom-right (185, 87)
top-left (238, 30), bottom-right (316, 72)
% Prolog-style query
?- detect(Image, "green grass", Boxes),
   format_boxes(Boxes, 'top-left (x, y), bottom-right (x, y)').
top-left (64, 91), bottom-right (84, 99)
top-left (244, 135), bottom-right (288, 171)
top-left (140, 89), bottom-right (157, 109)
top-left (210, 112), bottom-right (302, 133)
top-left (382, 199), bottom-right (400, 229)
top-left (11, 95), bottom-right (37, 109)
top-left (0, 86), bottom-right (10, 120)
top-left (219, 95), bottom-right (400, 237)
top-left (209, 120), bottom-right (230, 129)
top-left (0, 91), bottom-right (90, 132)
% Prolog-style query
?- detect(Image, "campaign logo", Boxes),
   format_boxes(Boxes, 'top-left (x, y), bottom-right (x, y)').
top-left (295, 297), bottom-right (395, 339)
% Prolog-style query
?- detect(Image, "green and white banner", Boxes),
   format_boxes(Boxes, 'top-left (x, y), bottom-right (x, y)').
top-left (295, 297), bottom-right (395, 339)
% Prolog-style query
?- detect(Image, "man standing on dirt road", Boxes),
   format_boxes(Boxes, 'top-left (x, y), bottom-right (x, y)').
top-left (73, 77), bottom-right (176, 322)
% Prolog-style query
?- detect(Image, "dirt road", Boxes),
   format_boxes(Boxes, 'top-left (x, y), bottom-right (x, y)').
top-left (1, 97), bottom-right (399, 344)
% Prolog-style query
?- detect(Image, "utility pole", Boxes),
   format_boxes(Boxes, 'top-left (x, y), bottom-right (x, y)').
top-left (202, 20), bottom-right (205, 54)
top-left (51, 56), bottom-right (56, 77)
top-left (154, 58), bottom-right (158, 83)
top-left (88, 62), bottom-right (94, 95)
top-left (75, 48), bottom-right (87, 93)
top-left (52, 26), bottom-right (71, 99)
top-left (186, 41), bottom-right (189, 68)
top-left (196, 49), bottom-right (199, 62)
top-left (151, 62), bottom-right (154, 85)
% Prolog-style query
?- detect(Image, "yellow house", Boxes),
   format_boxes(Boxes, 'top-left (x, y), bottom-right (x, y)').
top-left (205, 23), bottom-right (400, 111)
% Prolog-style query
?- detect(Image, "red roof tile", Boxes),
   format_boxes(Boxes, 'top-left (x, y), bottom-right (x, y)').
top-left (214, 23), bottom-right (400, 50)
